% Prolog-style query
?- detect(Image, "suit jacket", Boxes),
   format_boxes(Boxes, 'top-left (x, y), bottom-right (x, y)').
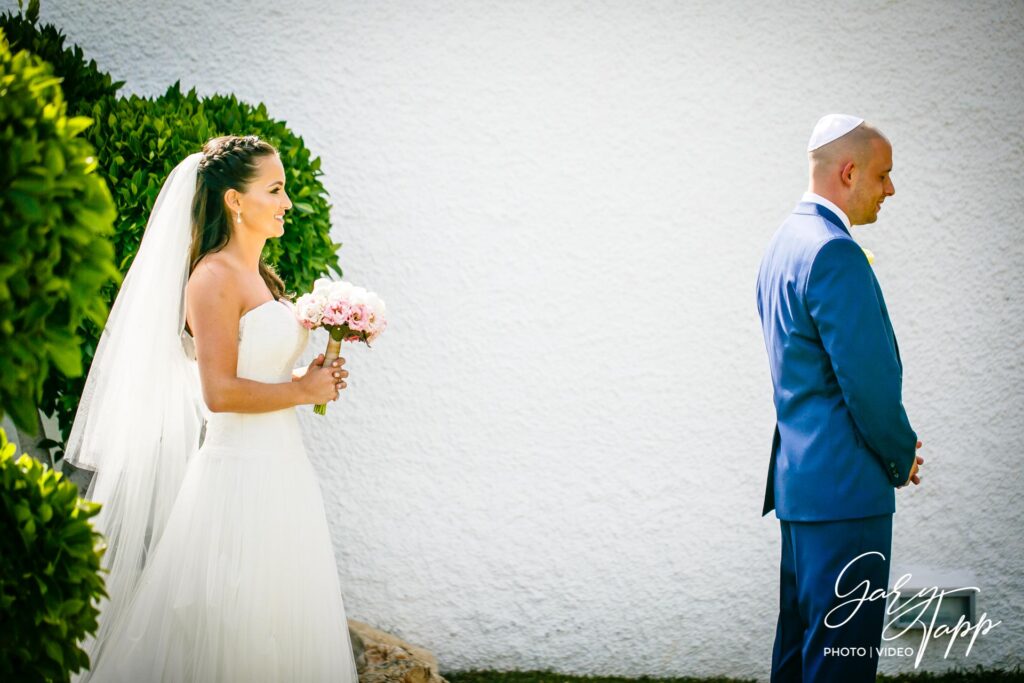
top-left (756, 202), bottom-right (917, 521)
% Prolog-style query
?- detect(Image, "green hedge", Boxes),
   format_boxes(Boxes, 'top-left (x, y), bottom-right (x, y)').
top-left (0, 427), bottom-right (107, 682)
top-left (38, 83), bottom-right (344, 451)
top-left (0, 25), bottom-right (120, 435)
top-left (82, 82), bottom-right (342, 290)
top-left (0, 5), bottom-right (344, 454)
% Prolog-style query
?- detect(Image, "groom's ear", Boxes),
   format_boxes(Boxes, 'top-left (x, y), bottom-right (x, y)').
top-left (839, 160), bottom-right (857, 187)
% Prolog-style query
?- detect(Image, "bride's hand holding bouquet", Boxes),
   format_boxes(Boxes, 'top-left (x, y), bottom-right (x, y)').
top-left (293, 278), bottom-right (387, 415)
top-left (293, 352), bottom-right (348, 408)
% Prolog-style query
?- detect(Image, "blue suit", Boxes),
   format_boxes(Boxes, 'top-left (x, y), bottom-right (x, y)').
top-left (756, 201), bottom-right (917, 682)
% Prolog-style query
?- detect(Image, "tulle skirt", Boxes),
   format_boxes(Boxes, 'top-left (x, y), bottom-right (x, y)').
top-left (80, 411), bottom-right (358, 683)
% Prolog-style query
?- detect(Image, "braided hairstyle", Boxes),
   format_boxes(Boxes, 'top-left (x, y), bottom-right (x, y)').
top-left (189, 135), bottom-right (288, 300)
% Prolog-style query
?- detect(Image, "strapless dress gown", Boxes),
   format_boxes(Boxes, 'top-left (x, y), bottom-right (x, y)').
top-left (79, 298), bottom-right (358, 682)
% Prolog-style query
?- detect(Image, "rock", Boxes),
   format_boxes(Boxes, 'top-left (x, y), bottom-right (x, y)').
top-left (347, 620), bottom-right (447, 683)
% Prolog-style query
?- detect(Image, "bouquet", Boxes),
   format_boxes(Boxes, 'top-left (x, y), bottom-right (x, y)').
top-left (295, 278), bottom-right (387, 415)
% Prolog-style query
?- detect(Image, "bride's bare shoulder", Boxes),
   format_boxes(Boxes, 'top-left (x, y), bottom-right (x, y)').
top-left (189, 253), bottom-right (237, 293)
top-left (186, 254), bottom-right (242, 332)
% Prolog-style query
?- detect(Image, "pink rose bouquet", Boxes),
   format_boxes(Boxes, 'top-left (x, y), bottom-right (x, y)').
top-left (295, 278), bottom-right (387, 415)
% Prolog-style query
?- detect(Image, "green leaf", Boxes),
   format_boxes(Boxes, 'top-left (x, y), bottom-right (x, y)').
top-left (60, 598), bottom-right (84, 616)
top-left (65, 114), bottom-right (93, 136)
top-left (45, 638), bottom-right (63, 665)
top-left (7, 189), bottom-right (44, 221)
top-left (47, 338), bottom-right (83, 377)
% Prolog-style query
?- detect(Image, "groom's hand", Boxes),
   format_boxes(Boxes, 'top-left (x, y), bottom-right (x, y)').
top-left (901, 441), bottom-right (924, 487)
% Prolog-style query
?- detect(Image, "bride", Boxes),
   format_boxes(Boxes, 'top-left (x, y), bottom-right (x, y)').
top-left (65, 135), bottom-right (359, 682)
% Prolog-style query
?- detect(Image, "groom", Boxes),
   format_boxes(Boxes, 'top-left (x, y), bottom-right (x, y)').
top-left (756, 115), bottom-right (924, 682)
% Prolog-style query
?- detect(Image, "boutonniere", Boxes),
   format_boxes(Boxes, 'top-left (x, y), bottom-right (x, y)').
top-left (862, 248), bottom-right (876, 266)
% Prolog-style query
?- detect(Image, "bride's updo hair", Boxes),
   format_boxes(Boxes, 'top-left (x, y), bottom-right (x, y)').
top-left (189, 134), bottom-right (288, 300)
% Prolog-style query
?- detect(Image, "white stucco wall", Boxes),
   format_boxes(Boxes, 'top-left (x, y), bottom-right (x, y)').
top-left (8, 1), bottom-right (1023, 679)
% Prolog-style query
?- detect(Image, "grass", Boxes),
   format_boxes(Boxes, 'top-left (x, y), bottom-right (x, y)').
top-left (444, 667), bottom-right (1024, 683)
top-left (877, 668), bottom-right (1024, 682)
top-left (446, 673), bottom-right (755, 683)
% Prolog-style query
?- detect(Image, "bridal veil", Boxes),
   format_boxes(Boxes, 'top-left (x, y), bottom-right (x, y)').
top-left (64, 152), bottom-right (207, 668)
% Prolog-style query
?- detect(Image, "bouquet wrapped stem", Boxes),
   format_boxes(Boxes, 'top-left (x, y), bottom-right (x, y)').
top-left (314, 326), bottom-right (347, 415)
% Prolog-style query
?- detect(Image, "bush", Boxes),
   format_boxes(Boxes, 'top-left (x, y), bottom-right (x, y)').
top-left (1, 5), bottom-right (343, 454)
top-left (0, 1), bottom-right (123, 115)
top-left (84, 82), bottom-right (342, 289)
top-left (0, 5), bottom-right (344, 448)
top-left (0, 26), bottom-right (120, 435)
top-left (0, 427), bottom-right (107, 682)
top-left (40, 82), bottom-right (344, 452)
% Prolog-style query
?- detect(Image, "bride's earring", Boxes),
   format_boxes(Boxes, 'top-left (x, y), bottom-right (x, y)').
top-left (236, 211), bottom-right (242, 224)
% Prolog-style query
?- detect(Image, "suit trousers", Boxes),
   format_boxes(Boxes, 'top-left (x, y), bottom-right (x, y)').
top-left (771, 514), bottom-right (893, 683)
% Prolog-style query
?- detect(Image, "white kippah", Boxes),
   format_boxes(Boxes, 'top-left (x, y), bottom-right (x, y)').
top-left (807, 114), bottom-right (865, 152)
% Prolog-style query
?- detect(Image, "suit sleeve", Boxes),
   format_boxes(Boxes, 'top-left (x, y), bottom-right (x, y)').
top-left (805, 238), bottom-right (917, 486)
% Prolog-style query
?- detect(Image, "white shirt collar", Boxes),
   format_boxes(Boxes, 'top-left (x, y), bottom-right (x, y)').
top-left (802, 191), bottom-right (851, 230)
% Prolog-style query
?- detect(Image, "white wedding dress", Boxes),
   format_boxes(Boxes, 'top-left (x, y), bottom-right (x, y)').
top-left (80, 298), bottom-right (359, 682)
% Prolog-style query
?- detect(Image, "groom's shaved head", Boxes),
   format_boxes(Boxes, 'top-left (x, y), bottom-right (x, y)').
top-left (810, 122), bottom-right (888, 174)
top-left (808, 120), bottom-right (895, 226)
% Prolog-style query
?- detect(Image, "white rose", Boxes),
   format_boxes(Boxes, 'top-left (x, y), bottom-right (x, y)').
top-left (328, 280), bottom-right (354, 301)
top-left (365, 292), bottom-right (386, 318)
top-left (296, 293), bottom-right (325, 324)
top-left (347, 286), bottom-right (369, 306)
